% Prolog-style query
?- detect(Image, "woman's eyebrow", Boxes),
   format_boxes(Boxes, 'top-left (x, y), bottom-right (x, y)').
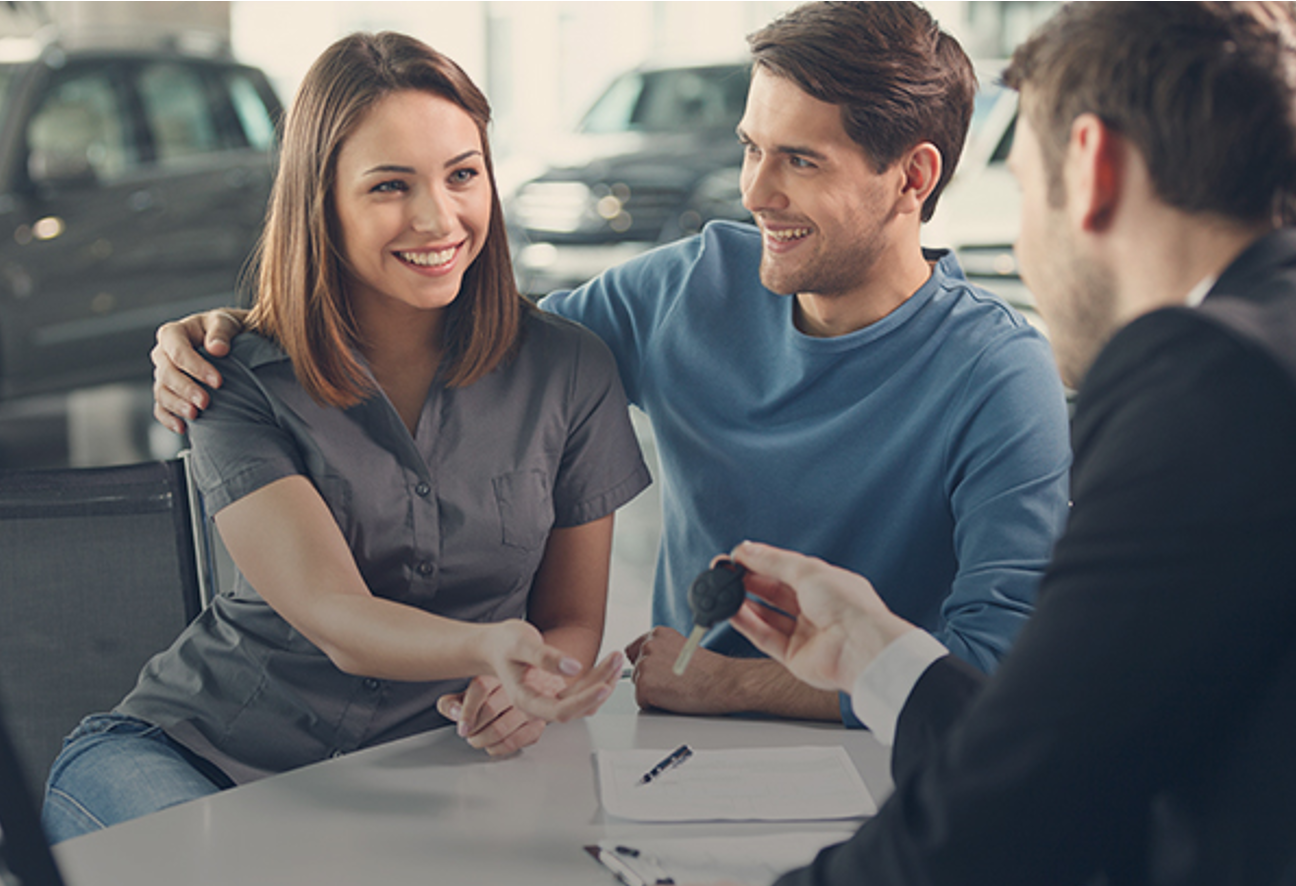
top-left (361, 150), bottom-right (483, 177)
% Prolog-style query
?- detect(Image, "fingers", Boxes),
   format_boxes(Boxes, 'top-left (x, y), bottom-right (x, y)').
top-left (520, 640), bottom-right (583, 680)
top-left (150, 307), bottom-right (245, 432)
top-left (513, 651), bottom-right (621, 723)
top-left (624, 631), bottom-right (650, 663)
top-left (730, 540), bottom-right (824, 593)
top-left (551, 651), bottom-right (622, 721)
top-left (730, 600), bottom-right (793, 663)
top-left (153, 314), bottom-right (226, 431)
top-left (204, 309), bottom-right (242, 356)
top-left (152, 357), bottom-right (202, 431)
top-left (441, 684), bottom-right (546, 756)
top-left (456, 676), bottom-right (500, 738)
top-left (436, 689), bottom-right (466, 723)
top-left (739, 572), bottom-right (803, 620)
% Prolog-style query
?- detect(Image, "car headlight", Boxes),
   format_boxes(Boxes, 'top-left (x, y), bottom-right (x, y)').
top-left (511, 181), bottom-right (594, 233)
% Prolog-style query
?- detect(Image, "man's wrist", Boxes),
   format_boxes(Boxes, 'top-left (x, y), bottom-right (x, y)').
top-left (728, 658), bottom-right (843, 721)
top-left (837, 610), bottom-right (921, 693)
top-left (848, 629), bottom-right (948, 745)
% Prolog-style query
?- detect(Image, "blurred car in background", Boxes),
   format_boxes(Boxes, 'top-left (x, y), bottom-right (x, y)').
top-left (505, 61), bottom-right (752, 297)
top-left (925, 75), bottom-right (1033, 324)
top-left (0, 32), bottom-right (281, 401)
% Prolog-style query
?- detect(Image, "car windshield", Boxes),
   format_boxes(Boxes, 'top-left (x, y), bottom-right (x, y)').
top-left (580, 65), bottom-right (749, 135)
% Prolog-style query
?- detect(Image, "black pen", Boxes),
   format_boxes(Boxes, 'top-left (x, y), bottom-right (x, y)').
top-left (636, 744), bottom-right (693, 786)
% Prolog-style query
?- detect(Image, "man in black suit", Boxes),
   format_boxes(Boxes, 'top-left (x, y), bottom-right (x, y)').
top-left (726, 3), bottom-right (1296, 885)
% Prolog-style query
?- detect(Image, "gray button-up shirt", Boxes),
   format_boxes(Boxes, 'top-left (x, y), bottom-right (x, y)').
top-left (118, 308), bottom-right (650, 783)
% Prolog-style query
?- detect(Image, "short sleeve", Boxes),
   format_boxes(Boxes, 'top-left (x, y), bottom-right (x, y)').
top-left (186, 345), bottom-right (305, 515)
top-left (547, 320), bottom-right (651, 528)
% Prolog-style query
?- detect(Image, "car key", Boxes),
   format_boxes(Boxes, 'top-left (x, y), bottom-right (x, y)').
top-left (672, 559), bottom-right (748, 676)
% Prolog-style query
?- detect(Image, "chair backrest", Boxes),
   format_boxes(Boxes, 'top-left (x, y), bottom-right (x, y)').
top-left (0, 458), bottom-right (207, 799)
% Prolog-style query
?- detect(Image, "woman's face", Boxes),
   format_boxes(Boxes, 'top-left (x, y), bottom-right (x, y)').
top-left (333, 89), bottom-right (491, 322)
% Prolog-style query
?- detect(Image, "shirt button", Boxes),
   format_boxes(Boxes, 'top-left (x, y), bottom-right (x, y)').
top-left (416, 561), bottom-right (434, 576)
top-left (364, 678), bottom-right (381, 692)
top-left (330, 749), bottom-right (345, 759)
top-left (415, 482), bottom-right (430, 497)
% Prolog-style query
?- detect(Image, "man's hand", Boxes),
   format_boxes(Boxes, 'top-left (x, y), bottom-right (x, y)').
top-left (625, 627), bottom-right (748, 715)
top-left (151, 308), bottom-right (247, 434)
top-left (729, 541), bottom-right (917, 695)
top-left (625, 624), bottom-right (846, 721)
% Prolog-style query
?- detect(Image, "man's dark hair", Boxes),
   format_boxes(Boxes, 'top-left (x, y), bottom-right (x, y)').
top-left (747, 1), bottom-right (977, 222)
top-left (1004, 2), bottom-right (1296, 222)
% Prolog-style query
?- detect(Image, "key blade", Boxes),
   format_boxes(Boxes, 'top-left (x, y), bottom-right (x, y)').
top-left (672, 624), bottom-right (707, 676)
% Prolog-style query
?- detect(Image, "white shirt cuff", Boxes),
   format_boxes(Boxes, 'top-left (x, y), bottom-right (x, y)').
top-left (849, 630), bottom-right (949, 746)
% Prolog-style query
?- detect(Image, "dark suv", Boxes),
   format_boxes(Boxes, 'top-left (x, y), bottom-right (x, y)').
top-left (0, 35), bottom-right (281, 399)
top-left (506, 61), bottom-right (751, 296)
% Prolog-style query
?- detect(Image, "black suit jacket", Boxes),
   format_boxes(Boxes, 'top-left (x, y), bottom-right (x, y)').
top-left (776, 230), bottom-right (1296, 886)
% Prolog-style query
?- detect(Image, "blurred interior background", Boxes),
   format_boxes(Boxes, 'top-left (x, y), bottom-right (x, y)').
top-left (0, 0), bottom-right (1060, 655)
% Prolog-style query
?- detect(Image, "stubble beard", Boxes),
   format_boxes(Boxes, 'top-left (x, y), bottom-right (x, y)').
top-left (757, 215), bottom-right (889, 302)
top-left (1035, 228), bottom-right (1120, 389)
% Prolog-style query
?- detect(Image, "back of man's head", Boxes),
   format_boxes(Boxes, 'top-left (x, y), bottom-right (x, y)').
top-left (1004, 1), bottom-right (1296, 224)
top-left (747, 1), bottom-right (977, 223)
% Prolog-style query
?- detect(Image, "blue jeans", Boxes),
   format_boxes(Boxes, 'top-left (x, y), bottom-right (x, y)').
top-left (42, 713), bottom-right (234, 844)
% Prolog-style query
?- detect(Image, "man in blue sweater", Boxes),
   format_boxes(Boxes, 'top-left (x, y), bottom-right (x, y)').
top-left (150, 3), bottom-right (1070, 735)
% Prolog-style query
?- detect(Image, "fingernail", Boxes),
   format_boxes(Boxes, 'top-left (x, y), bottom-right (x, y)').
top-left (608, 651), bottom-right (624, 670)
top-left (595, 686), bottom-right (613, 702)
top-left (446, 704), bottom-right (462, 721)
top-left (559, 657), bottom-right (581, 676)
top-left (457, 720), bottom-right (468, 737)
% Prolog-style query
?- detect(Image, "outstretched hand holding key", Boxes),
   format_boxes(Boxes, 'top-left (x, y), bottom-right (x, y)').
top-left (672, 559), bottom-right (749, 676)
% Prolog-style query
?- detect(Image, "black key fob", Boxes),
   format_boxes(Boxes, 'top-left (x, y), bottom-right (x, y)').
top-left (687, 559), bottom-right (748, 628)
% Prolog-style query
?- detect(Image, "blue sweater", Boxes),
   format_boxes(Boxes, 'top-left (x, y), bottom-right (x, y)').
top-left (542, 221), bottom-right (1070, 680)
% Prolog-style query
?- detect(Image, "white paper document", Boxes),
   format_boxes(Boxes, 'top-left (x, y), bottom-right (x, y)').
top-left (586, 830), bottom-right (857, 886)
top-left (595, 746), bottom-right (876, 821)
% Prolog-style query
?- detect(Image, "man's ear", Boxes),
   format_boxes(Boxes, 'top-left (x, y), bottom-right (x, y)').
top-left (897, 142), bottom-right (942, 215)
top-left (1067, 113), bottom-right (1124, 232)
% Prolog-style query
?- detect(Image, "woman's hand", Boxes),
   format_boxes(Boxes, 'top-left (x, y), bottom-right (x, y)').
top-left (439, 630), bottom-right (623, 755)
top-left (482, 620), bottom-right (622, 721)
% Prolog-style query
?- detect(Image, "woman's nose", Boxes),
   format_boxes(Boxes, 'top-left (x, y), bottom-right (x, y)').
top-left (411, 187), bottom-right (451, 236)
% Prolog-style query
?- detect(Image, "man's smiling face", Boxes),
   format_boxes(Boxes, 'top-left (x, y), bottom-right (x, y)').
top-left (737, 67), bottom-right (909, 307)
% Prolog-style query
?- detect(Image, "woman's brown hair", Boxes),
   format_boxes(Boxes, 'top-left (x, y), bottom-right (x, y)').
top-left (247, 31), bottom-right (526, 407)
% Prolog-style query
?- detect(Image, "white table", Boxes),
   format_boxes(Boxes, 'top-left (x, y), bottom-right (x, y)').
top-left (54, 680), bottom-right (892, 886)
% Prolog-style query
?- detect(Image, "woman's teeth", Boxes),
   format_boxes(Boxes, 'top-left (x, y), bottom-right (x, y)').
top-left (398, 247), bottom-right (455, 267)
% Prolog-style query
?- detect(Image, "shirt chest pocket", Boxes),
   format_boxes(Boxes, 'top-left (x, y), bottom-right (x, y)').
top-left (492, 469), bottom-right (554, 552)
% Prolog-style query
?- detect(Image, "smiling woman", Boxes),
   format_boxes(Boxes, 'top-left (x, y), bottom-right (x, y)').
top-left (41, 31), bottom-right (651, 844)
top-left (331, 90), bottom-right (493, 431)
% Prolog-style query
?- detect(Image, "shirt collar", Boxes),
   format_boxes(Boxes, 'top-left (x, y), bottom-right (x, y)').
top-left (1184, 274), bottom-right (1217, 309)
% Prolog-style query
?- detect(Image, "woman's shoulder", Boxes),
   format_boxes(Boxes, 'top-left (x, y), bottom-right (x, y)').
top-left (223, 330), bottom-right (290, 370)
top-left (514, 303), bottom-right (622, 384)
top-left (520, 304), bottom-right (613, 355)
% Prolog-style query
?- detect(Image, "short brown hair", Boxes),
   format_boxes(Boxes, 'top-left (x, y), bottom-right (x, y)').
top-left (747, 1), bottom-right (977, 222)
top-left (1004, 2), bottom-right (1296, 222)
top-left (247, 32), bottom-right (525, 407)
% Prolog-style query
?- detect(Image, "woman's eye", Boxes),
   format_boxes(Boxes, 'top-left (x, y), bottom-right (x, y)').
top-left (371, 179), bottom-right (408, 194)
top-left (450, 167), bottom-right (480, 185)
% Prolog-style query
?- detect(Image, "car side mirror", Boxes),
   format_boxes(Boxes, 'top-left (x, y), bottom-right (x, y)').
top-left (27, 149), bottom-right (98, 189)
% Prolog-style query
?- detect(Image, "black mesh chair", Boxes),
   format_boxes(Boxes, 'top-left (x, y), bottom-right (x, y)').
top-left (0, 455), bottom-right (211, 799)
